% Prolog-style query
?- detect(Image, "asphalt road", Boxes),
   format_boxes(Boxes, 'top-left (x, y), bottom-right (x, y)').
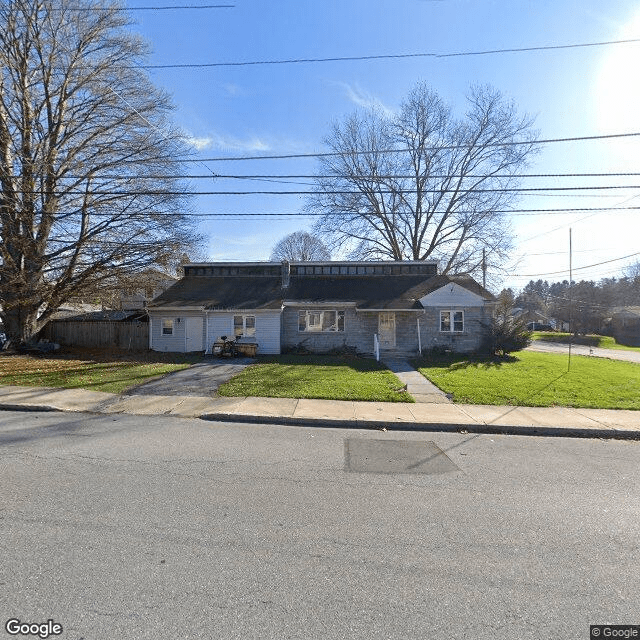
top-left (1, 410), bottom-right (639, 640)
top-left (527, 340), bottom-right (640, 363)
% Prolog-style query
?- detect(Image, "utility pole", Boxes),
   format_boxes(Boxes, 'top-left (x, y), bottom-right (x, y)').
top-left (482, 248), bottom-right (487, 290)
top-left (568, 228), bottom-right (573, 372)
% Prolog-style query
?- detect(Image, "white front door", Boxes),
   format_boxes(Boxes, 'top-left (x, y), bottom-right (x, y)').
top-left (185, 317), bottom-right (204, 351)
top-left (378, 312), bottom-right (396, 349)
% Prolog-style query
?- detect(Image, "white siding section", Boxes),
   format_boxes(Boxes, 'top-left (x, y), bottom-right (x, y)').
top-left (420, 283), bottom-right (486, 307)
top-left (149, 310), bottom-right (205, 352)
top-left (207, 310), bottom-right (281, 354)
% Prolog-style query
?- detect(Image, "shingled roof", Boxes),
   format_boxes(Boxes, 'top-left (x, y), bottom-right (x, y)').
top-left (148, 265), bottom-right (494, 312)
top-left (284, 275), bottom-right (433, 309)
top-left (148, 276), bottom-right (284, 310)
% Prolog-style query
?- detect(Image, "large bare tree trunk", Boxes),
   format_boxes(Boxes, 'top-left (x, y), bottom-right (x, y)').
top-left (0, 0), bottom-right (201, 343)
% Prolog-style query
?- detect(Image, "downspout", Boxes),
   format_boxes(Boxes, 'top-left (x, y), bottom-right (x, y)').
top-left (205, 310), bottom-right (210, 354)
top-left (417, 316), bottom-right (421, 355)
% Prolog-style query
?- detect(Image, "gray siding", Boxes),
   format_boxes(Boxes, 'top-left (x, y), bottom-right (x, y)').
top-left (282, 308), bottom-right (422, 355)
top-left (282, 306), bottom-right (493, 355)
top-left (419, 306), bottom-right (493, 353)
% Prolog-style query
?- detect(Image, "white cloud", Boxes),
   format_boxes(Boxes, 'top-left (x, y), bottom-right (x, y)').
top-left (186, 132), bottom-right (271, 153)
top-left (336, 82), bottom-right (395, 117)
top-left (223, 83), bottom-right (245, 97)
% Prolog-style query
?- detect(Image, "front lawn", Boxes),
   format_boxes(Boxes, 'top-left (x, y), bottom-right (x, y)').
top-left (217, 354), bottom-right (414, 402)
top-left (0, 348), bottom-right (200, 394)
top-left (414, 351), bottom-right (640, 410)
top-left (532, 331), bottom-right (640, 353)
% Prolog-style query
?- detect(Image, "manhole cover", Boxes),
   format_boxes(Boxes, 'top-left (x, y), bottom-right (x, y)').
top-left (344, 438), bottom-right (459, 475)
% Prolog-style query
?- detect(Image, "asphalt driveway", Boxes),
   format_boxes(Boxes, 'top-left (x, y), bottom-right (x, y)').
top-left (126, 357), bottom-right (256, 397)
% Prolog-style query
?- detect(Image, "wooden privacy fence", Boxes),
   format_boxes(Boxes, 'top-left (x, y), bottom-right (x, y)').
top-left (43, 321), bottom-right (149, 350)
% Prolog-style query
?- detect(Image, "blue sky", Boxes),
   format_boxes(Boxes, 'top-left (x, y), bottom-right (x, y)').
top-left (128, 0), bottom-right (640, 290)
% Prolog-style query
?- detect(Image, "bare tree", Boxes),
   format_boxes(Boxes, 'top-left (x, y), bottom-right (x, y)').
top-left (624, 260), bottom-right (640, 281)
top-left (309, 83), bottom-right (539, 276)
top-left (0, 0), bottom-right (201, 342)
top-left (270, 230), bottom-right (331, 261)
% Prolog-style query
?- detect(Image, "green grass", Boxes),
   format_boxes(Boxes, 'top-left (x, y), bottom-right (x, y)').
top-left (532, 331), bottom-right (640, 352)
top-left (217, 354), bottom-right (414, 402)
top-left (0, 352), bottom-right (199, 394)
top-left (414, 351), bottom-right (640, 410)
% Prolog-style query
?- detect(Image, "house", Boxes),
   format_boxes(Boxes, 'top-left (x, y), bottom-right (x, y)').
top-left (511, 308), bottom-right (555, 331)
top-left (119, 269), bottom-right (178, 312)
top-left (610, 307), bottom-right (640, 347)
top-left (146, 261), bottom-right (496, 356)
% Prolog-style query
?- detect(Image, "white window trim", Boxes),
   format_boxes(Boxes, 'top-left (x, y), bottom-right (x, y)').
top-left (233, 314), bottom-right (256, 338)
top-left (161, 318), bottom-right (174, 336)
top-left (440, 310), bottom-right (464, 333)
top-left (298, 309), bottom-right (345, 333)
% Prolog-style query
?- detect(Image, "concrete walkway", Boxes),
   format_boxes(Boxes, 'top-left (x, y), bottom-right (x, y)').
top-left (381, 357), bottom-right (452, 403)
top-left (1, 384), bottom-right (638, 440)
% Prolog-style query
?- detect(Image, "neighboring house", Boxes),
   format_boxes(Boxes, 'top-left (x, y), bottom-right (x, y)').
top-left (610, 307), bottom-right (640, 347)
top-left (146, 261), bottom-right (496, 356)
top-left (512, 308), bottom-right (555, 330)
top-left (120, 269), bottom-right (178, 312)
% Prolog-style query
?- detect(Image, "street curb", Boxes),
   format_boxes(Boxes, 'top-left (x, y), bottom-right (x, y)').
top-left (2, 402), bottom-right (638, 441)
top-left (0, 403), bottom-right (62, 413)
top-left (199, 412), bottom-right (640, 440)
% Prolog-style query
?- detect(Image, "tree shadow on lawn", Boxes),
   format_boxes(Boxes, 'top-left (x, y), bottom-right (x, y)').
top-left (484, 372), bottom-right (572, 412)
top-left (226, 354), bottom-right (410, 399)
top-left (257, 354), bottom-right (386, 372)
top-left (414, 354), bottom-right (519, 371)
top-left (0, 361), bottom-right (189, 392)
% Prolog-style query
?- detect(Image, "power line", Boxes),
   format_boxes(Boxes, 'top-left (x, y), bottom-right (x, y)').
top-left (54, 172), bottom-right (640, 180)
top-left (171, 131), bottom-right (640, 162)
top-left (8, 185), bottom-right (640, 196)
top-left (139, 37), bottom-right (640, 68)
top-left (513, 251), bottom-right (640, 278)
top-left (78, 131), bottom-right (639, 166)
top-left (61, 4), bottom-right (235, 10)
top-left (72, 205), bottom-right (635, 217)
top-left (518, 248), bottom-right (616, 257)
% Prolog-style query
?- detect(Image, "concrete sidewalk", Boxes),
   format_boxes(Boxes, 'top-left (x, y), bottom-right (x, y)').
top-left (0, 384), bottom-right (639, 440)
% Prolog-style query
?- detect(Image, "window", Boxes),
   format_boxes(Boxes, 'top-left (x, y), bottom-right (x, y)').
top-left (298, 310), bottom-right (345, 332)
top-left (162, 319), bottom-right (174, 335)
top-left (234, 315), bottom-right (256, 337)
top-left (440, 311), bottom-right (464, 333)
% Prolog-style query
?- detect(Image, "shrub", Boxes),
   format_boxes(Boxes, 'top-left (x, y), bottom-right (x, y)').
top-left (481, 292), bottom-right (532, 356)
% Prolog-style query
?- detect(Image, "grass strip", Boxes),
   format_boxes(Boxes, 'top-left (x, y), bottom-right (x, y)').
top-left (414, 351), bottom-right (640, 410)
top-left (217, 354), bottom-right (414, 402)
top-left (0, 352), bottom-right (197, 394)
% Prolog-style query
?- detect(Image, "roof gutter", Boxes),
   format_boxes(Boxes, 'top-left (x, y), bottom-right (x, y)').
top-left (355, 308), bottom-right (424, 312)
top-left (146, 306), bottom-right (205, 312)
top-left (282, 301), bottom-right (358, 308)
